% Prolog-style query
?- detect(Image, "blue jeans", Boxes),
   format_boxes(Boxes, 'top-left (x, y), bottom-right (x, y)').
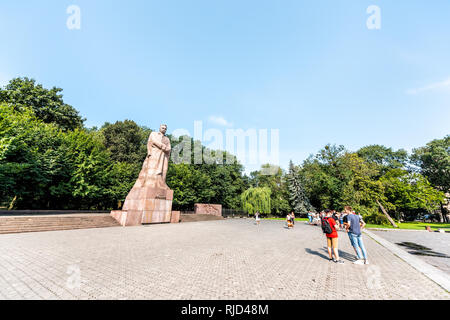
top-left (348, 232), bottom-right (368, 260)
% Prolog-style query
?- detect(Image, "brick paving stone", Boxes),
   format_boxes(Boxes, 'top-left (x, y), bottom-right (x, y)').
top-left (0, 219), bottom-right (448, 300)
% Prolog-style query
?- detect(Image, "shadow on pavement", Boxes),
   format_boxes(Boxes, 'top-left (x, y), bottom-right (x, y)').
top-left (305, 247), bottom-right (357, 262)
top-left (305, 248), bottom-right (329, 260)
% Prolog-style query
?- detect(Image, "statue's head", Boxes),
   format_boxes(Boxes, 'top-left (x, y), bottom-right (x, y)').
top-left (159, 124), bottom-right (167, 135)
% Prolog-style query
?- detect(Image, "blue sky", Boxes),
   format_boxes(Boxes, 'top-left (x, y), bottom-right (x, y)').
top-left (1, 0), bottom-right (449, 173)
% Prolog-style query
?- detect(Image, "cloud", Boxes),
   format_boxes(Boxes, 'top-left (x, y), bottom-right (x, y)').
top-left (208, 115), bottom-right (233, 127)
top-left (406, 77), bottom-right (450, 95)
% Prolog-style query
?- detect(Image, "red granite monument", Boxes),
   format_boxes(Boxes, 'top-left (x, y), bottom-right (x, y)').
top-left (111, 124), bottom-right (175, 226)
top-left (194, 204), bottom-right (222, 217)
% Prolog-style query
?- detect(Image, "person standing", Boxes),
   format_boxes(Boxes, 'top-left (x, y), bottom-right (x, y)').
top-left (307, 211), bottom-right (313, 224)
top-left (314, 212), bottom-right (321, 225)
top-left (344, 206), bottom-right (369, 265)
top-left (332, 210), bottom-right (339, 228)
top-left (339, 212), bottom-right (344, 230)
top-left (290, 211), bottom-right (295, 228)
top-left (322, 209), bottom-right (344, 264)
top-left (255, 212), bottom-right (261, 226)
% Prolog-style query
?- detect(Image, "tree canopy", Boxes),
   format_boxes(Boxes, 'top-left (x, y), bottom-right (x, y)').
top-left (412, 135), bottom-right (450, 194)
top-left (241, 187), bottom-right (271, 215)
top-left (0, 77), bottom-right (84, 131)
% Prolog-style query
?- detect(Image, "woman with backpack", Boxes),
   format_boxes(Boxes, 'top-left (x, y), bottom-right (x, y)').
top-left (322, 209), bottom-right (344, 264)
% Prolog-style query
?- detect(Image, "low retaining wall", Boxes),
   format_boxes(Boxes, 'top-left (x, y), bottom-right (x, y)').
top-left (194, 204), bottom-right (222, 217)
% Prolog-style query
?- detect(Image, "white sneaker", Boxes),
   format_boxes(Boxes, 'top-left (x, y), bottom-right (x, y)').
top-left (365, 260), bottom-right (370, 265)
top-left (353, 259), bottom-right (365, 265)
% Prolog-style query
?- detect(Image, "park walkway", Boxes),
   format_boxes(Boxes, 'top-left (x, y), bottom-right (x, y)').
top-left (0, 219), bottom-right (448, 300)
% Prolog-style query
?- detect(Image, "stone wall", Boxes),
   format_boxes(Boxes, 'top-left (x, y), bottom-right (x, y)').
top-left (171, 211), bottom-right (181, 223)
top-left (194, 204), bottom-right (222, 217)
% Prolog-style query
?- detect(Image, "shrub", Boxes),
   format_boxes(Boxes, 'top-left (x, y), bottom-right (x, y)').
top-left (356, 206), bottom-right (389, 225)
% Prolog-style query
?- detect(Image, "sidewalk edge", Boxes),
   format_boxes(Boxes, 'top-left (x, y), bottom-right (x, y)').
top-left (363, 229), bottom-right (450, 293)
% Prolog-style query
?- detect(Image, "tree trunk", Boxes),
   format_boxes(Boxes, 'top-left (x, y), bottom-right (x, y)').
top-left (376, 200), bottom-right (398, 228)
top-left (8, 195), bottom-right (17, 210)
top-left (440, 203), bottom-right (448, 223)
top-left (437, 209), bottom-right (444, 223)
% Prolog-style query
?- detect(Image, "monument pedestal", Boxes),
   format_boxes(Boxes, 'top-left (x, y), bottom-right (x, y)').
top-left (111, 186), bottom-right (174, 226)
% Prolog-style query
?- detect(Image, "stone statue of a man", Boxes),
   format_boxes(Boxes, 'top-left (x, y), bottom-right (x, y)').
top-left (136, 124), bottom-right (171, 189)
top-left (112, 123), bottom-right (174, 225)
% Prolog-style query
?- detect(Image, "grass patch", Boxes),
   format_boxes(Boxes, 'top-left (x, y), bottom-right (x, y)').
top-left (366, 222), bottom-right (450, 231)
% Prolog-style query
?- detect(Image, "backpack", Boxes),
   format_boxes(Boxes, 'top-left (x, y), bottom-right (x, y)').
top-left (321, 217), bottom-right (333, 234)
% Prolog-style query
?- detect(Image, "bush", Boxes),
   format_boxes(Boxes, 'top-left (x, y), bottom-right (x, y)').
top-left (357, 206), bottom-right (389, 225)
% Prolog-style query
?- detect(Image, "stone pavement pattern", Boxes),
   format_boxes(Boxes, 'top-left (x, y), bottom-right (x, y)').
top-left (0, 220), bottom-right (448, 300)
top-left (371, 229), bottom-right (450, 274)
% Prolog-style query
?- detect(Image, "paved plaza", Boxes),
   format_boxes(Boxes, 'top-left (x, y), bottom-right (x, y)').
top-left (0, 219), bottom-right (448, 300)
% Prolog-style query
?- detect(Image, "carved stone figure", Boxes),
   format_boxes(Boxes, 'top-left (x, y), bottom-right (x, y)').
top-left (111, 124), bottom-right (174, 226)
top-left (135, 124), bottom-right (171, 189)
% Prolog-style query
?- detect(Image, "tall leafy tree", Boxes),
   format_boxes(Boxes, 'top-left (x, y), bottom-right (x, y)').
top-left (411, 135), bottom-right (450, 194)
top-left (100, 120), bottom-right (150, 164)
top-left (166, 143), bottom-right (248, 210)
top-left (411, 136), bottom-right (450, 222)
top-left (0, 77), bottom-right (84, 131)
top-left (166, 163), bottom-right (215, 210)
top-left (380, 169), bottom-right (445, 221)
top-left (357, 145), bottom-right (408, 173)
top-left (241, 187), bottom-right (271, 215)
top-left (0, 103), bottom-right (121, 209)
top-left (249, 164), bottom-right (291, 215)
top-left (287, 160), bottom-right (312, 213)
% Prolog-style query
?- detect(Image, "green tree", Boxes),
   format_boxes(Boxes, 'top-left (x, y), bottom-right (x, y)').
top-left (300, 156), bottom-right (343, 210)
top-left (249, 164), bottom-right (291, 215)
top-left (0, 77), bottom-right (84, 131)
top-left (338, 153), bottom-right (384, 210)
top-left (412, 135), bottom-right (449, 193)
top-left (100, 120), bottom-right (150, 164)
top-left (357, 145), bottom-right (408, 173)
top-left (196, 154), bottom-right (247, 210)
top-left (241, 187), bottom-right (271, 215)
top-left (287, 160), bottom-right (312, 213)
top-left (166, 163), bottom-right (215, 210)
top-left (412, 136), bottom-right (450, 222)
top-left (380, 169), bottom-right (445, 221)
top-left (0, 103), bottom-right (126, 210)
top-left (0, 103), bottom-right (62, 208)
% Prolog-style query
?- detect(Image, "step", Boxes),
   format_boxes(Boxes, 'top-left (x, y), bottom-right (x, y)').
top-left (0, 214), bottom-right (121, 234)
top-left (0, 223), bottom-right (119, 230)
top-left (0, 219), bottom-right (118, 225)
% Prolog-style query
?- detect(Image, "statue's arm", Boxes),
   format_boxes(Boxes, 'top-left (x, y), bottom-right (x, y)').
top-left (147, 135), bottom-right (154, 156)
top-left (164, 140), bottom-right (171, 154)
top-left (148, 133), bottom-right (169, 154)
